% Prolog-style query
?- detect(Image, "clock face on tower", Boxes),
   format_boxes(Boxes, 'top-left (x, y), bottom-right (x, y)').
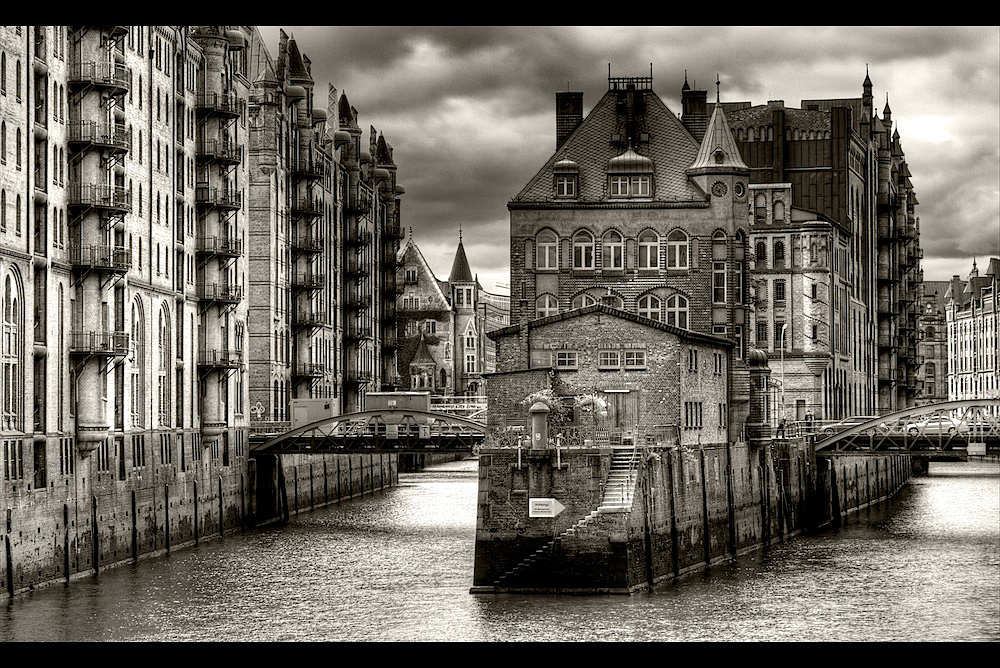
top-left (734, 181), bottom-right (746, 199)
top-left (712, 181), bottom-right (728, 198)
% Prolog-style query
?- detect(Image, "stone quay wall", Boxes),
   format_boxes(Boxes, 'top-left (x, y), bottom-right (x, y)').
top-left (472, 439), bottom-right (915, 593)
top-left (2, 452), bottom-right (396, 600)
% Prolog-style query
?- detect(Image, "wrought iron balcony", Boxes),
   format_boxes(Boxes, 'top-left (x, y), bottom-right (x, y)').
top-left (290, 235), bottom-right (324, 254)
top-left (348, 184), bottom-right (374, 214)
top-left (197, 140), bottom-right (243, 165)
top-left (196, 235), bottom-right (243, 258)
top-left (292, 362), bottom-right (325, 379)
top-left (69, 61), bottom-right (131, 95)
top-left (69, 330), bottom-right (129, 356)
top-left (196, 187), bottom-right (242, 210)
top-left (198, 348), bottom-right (243, 369)
top-left (291, 158), bottom-right (326, 180)
top-left (293, 309), bottom-right (326, 328)
top-left (291, 272), bottom-right (325, 291)
top-left (197, 282), bottom-right (243, 304)
top-left (292, 197), bottom-right (324, 217)
top-left (67, 121), bottom-right (129, 153)
top-left (69, 184), bottom-right (131, 212)
top-left (386, 224), bottom-right (405, 240)
top-left (196, 92), bottom-right (244, 117)
top-left (71, 244), bottom-right (131, 273)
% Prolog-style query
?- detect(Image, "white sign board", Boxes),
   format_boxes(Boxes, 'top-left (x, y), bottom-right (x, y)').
top-left (968, 442), bottom-right (986, 456)
top-left (529, 498), bottom-right (566, 518)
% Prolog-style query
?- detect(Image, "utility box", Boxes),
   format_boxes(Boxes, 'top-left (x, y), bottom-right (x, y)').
top-left (291, 399), bottom-right (338, 429)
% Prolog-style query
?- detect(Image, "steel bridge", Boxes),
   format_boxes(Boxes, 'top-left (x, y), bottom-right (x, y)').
top-left (812, 400), bottom-right (1000, 459)
top-left (250, 409), bottom-right (487, 454)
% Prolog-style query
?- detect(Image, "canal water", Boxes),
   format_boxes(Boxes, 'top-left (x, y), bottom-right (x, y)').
top-left (2, 459), bottom-right (997, 642)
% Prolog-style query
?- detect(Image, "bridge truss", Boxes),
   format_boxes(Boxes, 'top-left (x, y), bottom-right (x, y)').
top-left (250, 409), bottom-right (487, 454)
top-left (815, 400), bottom-right (1000, 456)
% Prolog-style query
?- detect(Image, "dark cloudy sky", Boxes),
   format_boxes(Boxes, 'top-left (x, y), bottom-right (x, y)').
top-left (259, 26), bottom-right (1000, 293)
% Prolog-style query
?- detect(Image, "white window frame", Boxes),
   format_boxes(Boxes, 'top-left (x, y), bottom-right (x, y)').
top-left (573, 231), bottom-right (594, 270)
top-left (638, 231), bottom-right (658, 269)
top-left (598, 350), bottom-right (621, 370)
top-left (555, 351), bottom-right (578, 370)
top-left (535, 294), bottom-right (558, 319)
top-left (666, 230), bottom-right (689, 269)
top-left (638, 294), bottom-right (661, 321)
top-left (624, 350), bottom-right (646, 369)
top-left (666, 294), bottom-right (688, 329)
top-left (602, 230), bottom-right (624, 270)
top-left (537, 230), bottom-right (558, 270)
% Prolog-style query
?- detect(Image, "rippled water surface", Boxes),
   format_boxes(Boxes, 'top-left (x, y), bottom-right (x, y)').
top-left (2, 459), bottom-right (997, 641)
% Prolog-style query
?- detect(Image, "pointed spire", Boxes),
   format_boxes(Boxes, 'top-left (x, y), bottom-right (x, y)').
top-left (689, 94), bottom-right (749, 174)
top-left (411, 331), bottom-right (436, 365)
top-left (863, 64), bottom-right (872, 88)
top-left (449, 231), bottom-right (474, 283)
top-left (715, 74), bottom-right (720, 103)
top-left (682, 69), bottom-right (690, 91)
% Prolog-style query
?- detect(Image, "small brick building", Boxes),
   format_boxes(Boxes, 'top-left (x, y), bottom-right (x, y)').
top-left (487, 304), bottom-right (737, 448)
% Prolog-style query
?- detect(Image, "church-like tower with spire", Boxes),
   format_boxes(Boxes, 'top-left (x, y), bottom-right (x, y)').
top-left (396, 231), bottom-right (509, 395)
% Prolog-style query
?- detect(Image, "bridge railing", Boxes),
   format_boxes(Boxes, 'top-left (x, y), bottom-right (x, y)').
top-left (485, 424), bottom-right (680, 449)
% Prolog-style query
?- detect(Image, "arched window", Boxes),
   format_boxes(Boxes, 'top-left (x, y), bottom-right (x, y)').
top-left (754, 193), bottom-right (766, 221)
top-left (756, 240), bottom-right (767, 267)
top-left (571, 293), bottom-right (596, 310)
top-left (1, 121), bottom-right (5, 162)
top-left (666, 294), bottom-right (689, 329)
top-left (602, 230), bottom-right (623, 270)
top-left (773, 240), bottom-right (786, 268)
top-left (158, 307), bottom-right (170, 426)
top-left (573, 230), bottom-right (594, 270)
top-left (638, 295), bottom-right (661, 321)
top-left (16, 128), bottom-right (21, 168)
top-left (925, 362), bottom-right (936, 379)
top-left (602, 295), bottom-right (623, 309)
top-left (1, 190), bottom-right (5, 231)
top-left (536, 229), bottom-right (557, 270)
top-left (666, 230), bottom-right (688, 269)
top-left (2, 272), bottom-right (22, 431)
top-left (773, 201), bottom-right (785, 223)
top-left (1, 52), bottom-right (6, 95)
top-left (535, 294), bottom-right (558, 319)
top-left (130, 300), bottom-right (145, 428)
top-left (638, 230), bottom-right (658, 269)
top-left (925, 326), bottom-right (936, 340)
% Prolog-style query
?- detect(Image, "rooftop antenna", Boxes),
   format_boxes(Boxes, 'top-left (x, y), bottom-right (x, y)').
top-left (716, 74), bottom-right (721, 103)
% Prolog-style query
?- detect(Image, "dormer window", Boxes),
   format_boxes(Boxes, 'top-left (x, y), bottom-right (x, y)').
top-left (553, 158), bottom-right (579, 199)
top-left (607, 148), bottom-right (653, 200)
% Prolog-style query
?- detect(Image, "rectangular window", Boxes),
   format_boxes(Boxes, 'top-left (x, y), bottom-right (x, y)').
top-left (774, 279), bottom-right (786, 303)
top-left (404, 267), bottom-right (417, 283)
top-left (610, 175), bottom-right (629, 197)
top-left (529, 350), bottom-right (553, 368)
top-left (756, 320), bottom-right (768, 345)
top-left (556, 175), bottom-right (576, 197)
top-left (631, 175), bottom-right (650, 196)
top-left (713, 262), bottom-right (726, 303)
top-left (624, 350), bottom-right (646, 369)
top-left (775, 322), bottom-right (787, 349)
top-left (734, 326), bottom-right (743, 360)
top-left (598, 350), bottom-right (620, 369)
top-left (426, 320), bottom-right (436, 334)
top-left (555, 351), bottom-right (578, 370)
top-left (688, 348), bottom-right (698, 371)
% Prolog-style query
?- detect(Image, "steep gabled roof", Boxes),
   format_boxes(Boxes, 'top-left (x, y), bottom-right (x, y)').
top-left (400, 239), bottom-right (450, 308)
top-left (512, 88), bottom-right (705, 203)
top-left (410, 332), bottom-right (436, 365)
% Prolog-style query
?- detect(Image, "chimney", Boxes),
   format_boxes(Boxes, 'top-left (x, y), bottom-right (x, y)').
top-left (556, 92), bottom-right (584, 150)
top-left (682, 86), bottom-right (708, 142)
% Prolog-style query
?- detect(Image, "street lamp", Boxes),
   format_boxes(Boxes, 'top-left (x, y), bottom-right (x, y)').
top-left (780, 323), bottom-right (788, 423)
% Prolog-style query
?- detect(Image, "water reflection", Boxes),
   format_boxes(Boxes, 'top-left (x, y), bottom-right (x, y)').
top-left (2, 459), bottom-right (997, 641)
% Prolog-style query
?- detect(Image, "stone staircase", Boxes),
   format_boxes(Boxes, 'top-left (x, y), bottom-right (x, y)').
top-left (492, 448), bottom-right (641, 589)
top-left (598, 448), bottom-right (640, 512)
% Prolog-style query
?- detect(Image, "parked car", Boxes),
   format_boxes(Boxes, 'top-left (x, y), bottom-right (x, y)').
top-left (821, 416), bottom-right (884, 436)
top-left (905, 416), bottom-right (969, 437)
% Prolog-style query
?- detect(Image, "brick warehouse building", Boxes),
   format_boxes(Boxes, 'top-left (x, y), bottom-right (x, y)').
top-left (946, 258), bottom-right (1000, 405)
top-left (691, 72), bottom-right (925, 419)
top-left (0, 27), bottom-right (402, 526)
top-left (503, 72), bottom-right (752, 437)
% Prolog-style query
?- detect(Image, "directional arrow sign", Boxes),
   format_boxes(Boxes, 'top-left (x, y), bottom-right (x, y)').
top-left (529, 498), bottom-right (566, 518)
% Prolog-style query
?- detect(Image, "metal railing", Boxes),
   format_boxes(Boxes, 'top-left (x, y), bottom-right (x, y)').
top-left (71, 244), bottom-right (131, 272)
top-left (69, 330), bottom-right (129, 355)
